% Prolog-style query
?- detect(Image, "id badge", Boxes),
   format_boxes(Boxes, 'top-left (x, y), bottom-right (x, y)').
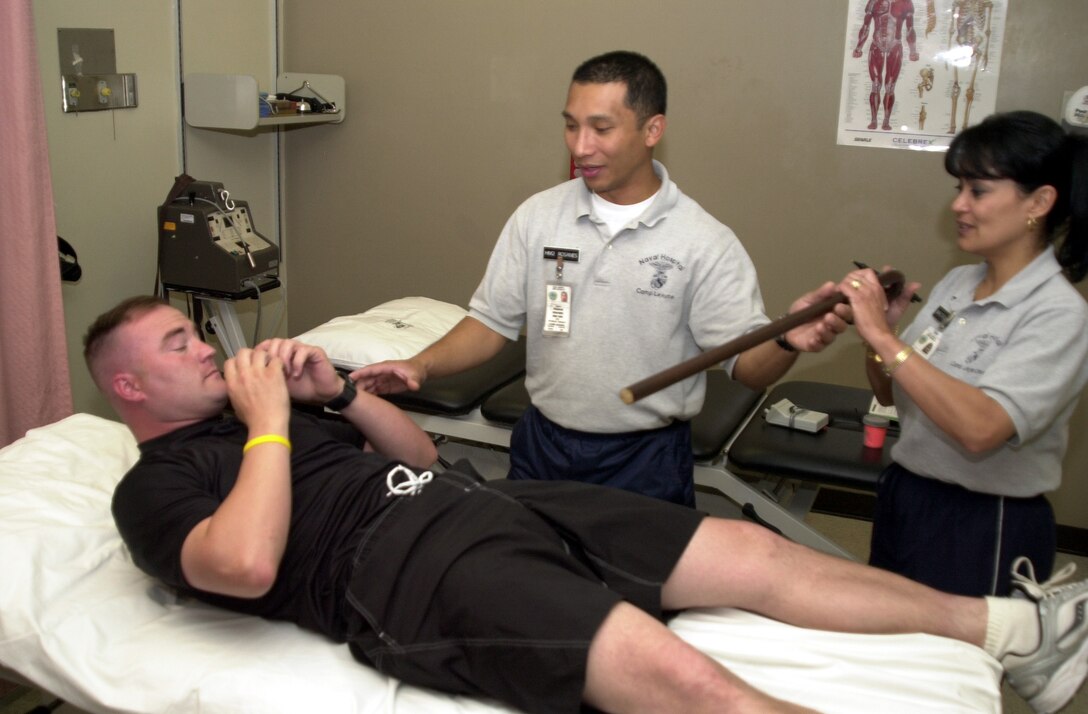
top-left (911, 326), bottom-right (942, 359)
top-left (543, 284), bottom-right (572, 336)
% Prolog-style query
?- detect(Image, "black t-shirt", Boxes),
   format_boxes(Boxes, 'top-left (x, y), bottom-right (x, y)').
top-left (111, 410), bottom-right (398, 640)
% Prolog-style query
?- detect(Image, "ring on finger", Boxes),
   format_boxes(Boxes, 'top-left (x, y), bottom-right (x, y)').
top-left (850, 279), bottom-right (862, 290)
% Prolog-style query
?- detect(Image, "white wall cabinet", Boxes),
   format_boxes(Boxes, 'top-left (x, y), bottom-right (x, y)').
top-left (184, 72), bottom-right (345, 130)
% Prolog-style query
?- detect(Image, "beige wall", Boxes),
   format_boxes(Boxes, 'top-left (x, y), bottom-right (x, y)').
top-left (37, 0), bottom-right (282, 419)
top-left (281, 0), bottom-right (1088, 528)
top-left (35, 0), bottom-right (183, 419)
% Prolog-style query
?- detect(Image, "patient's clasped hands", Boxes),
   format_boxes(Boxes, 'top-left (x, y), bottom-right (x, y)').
top-left (226, 339), bottom-right (345, 423)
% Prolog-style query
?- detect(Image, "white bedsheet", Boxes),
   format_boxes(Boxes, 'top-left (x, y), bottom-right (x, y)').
top-left (0, 414), bottom-right (1002, 713)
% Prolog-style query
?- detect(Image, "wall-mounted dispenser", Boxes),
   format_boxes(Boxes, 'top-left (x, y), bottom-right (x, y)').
top-left (58, 28), bottom-right (138, 113)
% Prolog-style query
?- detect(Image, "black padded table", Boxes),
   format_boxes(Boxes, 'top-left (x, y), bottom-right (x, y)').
top-left (726, 380), bottom-right (897, 491)
top-left (385, 336), bottom-right (526, 416)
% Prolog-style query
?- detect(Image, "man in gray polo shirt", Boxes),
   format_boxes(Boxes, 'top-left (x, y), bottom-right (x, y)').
top-left (353, 51), bottom-right (847, 505)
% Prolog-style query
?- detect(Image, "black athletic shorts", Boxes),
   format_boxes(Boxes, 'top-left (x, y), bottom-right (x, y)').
top-left (342, 461), bottom-right (704, 714)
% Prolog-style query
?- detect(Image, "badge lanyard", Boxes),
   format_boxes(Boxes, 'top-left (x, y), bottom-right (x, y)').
top-left (543, 255), bottom-right (572, 337)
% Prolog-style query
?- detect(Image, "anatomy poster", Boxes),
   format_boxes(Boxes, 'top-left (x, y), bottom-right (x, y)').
top-left (838, 0), bottom-right (1007, 151)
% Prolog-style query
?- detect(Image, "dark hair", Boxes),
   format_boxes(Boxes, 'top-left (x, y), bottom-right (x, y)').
top-left (945, 110), bottom-right (1088, 282)
top-left (83, 295), bottom-right (168, 377)
top-left (571, 51), bottom-right (666, 125)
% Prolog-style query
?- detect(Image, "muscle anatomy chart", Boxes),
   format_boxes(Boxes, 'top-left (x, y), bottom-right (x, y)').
top-left (837, 0), bottom-right (1006, 150)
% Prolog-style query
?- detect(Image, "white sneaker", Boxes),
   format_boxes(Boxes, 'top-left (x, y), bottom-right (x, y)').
top-left (1004, 557), bottom-right (1088, 714)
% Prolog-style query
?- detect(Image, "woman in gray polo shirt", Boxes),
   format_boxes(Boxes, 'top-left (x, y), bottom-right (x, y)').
top-left (842, 110), bottom-right (1088, 596)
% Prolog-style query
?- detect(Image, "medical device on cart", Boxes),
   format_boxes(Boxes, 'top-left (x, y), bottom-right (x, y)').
top-left (158, 177), bottom-right (279, 294)
top-left (157, 175), bottom-right (280, 356)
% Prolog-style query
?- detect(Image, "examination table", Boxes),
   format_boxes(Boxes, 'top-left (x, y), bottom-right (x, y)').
top-left (0, 299), bottom-right (1003, 713)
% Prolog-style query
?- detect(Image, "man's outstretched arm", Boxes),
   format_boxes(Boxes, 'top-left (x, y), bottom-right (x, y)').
top-left (350, 316), bottom-right (509, 394)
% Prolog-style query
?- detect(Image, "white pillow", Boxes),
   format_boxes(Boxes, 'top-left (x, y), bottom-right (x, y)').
top-left (293, 296), bottom-right (467, 370)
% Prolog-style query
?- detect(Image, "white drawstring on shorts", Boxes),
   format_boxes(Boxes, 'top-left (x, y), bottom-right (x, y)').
top-left (385, 465), bottom-right (433, 497)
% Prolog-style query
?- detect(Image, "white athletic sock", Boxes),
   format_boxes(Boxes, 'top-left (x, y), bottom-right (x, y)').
top-left (983, 596), bottom-right (1041, 661)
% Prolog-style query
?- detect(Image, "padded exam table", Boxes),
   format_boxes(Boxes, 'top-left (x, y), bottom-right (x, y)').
top-left (386, 345), bottom-right (870, 559)
top-left (725, 380), bottom-right (896, 546)
top-left (1, 413), bottom-right (1000, 713)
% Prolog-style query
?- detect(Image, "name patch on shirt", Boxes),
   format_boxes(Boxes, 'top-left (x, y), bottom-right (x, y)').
top-left (543, 247), bottom-right (580, 262)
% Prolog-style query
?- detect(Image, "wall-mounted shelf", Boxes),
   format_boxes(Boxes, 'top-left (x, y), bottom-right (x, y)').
top-left (184, 72), bottom-right (345, 130)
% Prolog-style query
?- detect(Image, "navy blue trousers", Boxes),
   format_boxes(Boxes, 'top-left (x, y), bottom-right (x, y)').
top-left (508, 404), bottom-right (695, 506)
top-left (870, 462), bottom-right (1055, 596)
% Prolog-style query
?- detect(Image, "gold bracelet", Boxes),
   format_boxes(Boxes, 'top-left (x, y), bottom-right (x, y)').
top-left (885, 346), bottom-right (914, 376)
top-left (243, 434), bottom-right (292, 454)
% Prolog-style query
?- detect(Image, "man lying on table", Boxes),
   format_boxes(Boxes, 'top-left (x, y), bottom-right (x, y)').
top-left (85, 295), bottom-right (1088, 714)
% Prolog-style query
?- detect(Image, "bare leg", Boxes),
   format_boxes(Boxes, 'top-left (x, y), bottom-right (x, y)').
top-left (662, 518), bottom-right (987, 647)
top-left (583, 601), bottom-right (819, 714)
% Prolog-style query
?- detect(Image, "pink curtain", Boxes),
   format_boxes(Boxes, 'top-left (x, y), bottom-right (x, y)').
top-left (0, 0), bottom-right (73, 447)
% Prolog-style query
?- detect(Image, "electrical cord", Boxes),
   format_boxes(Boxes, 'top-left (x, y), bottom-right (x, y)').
top-left (241, 278), bottom-right (263, 346)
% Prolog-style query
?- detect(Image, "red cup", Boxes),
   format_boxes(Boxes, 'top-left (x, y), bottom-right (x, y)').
top-left (862, 414), bottom-right (889, 449)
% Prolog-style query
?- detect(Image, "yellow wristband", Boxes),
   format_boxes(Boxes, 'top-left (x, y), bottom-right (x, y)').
top-left (243, 434), bottom-right (292, 454)
top-left (885, 346), bottom-right (914, 375)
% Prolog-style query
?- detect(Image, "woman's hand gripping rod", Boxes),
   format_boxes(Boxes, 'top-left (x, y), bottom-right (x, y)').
top-left (619, 270), bottom-right (906, 405)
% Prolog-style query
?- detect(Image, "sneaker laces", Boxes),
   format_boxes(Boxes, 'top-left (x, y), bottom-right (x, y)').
top-left (1005, 556), bottom-right (1088, 714)
top-left (1011, 556), bottom-right (1079, 601)
top-left (385, 465), bottom-right (433, 498)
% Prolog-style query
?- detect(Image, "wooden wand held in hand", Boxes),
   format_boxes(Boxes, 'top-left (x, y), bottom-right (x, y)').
top-left (619, 270), bottom-right (905, 405)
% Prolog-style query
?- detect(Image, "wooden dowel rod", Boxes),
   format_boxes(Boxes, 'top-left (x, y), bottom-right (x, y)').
top-left (620, 270), bottom-right (904, 405)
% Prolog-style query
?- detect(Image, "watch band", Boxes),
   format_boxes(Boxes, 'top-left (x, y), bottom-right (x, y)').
top-left (774, 313), bottom-right (797, 353)
top-left (324, 376), bottom-right (358, 412)
top-left (774, 334), bottom-right (796, 352)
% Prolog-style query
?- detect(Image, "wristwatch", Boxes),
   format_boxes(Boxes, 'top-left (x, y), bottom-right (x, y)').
top-left (774, 313), bottom-right (797, 352)
top-left (774, 334), bottom-right (797, 352)
top-left (324, 376), bottom-right (358, 412)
